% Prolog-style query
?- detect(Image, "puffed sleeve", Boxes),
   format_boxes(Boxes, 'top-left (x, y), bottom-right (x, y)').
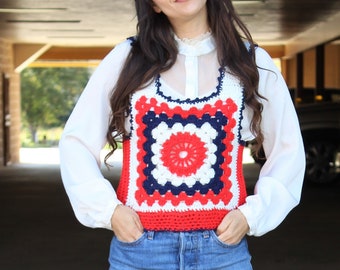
top-left (59, 39), bottom-right (132, 230)
top-left (238, 47), bottom-right (306, 236)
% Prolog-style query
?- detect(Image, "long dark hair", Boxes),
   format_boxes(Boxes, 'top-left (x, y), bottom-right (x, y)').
top-left (105, 0), bottom-right (264, 164)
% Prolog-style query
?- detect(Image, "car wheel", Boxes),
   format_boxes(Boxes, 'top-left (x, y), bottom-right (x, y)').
top-left (304, 140), bottom-right (338, 184)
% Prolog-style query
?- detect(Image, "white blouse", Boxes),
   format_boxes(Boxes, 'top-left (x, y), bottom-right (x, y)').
top-left (59, 34), bottom-right (305, 236)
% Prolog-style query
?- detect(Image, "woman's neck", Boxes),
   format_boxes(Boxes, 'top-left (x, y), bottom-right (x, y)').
top-left (169, 7), bottom-right (209, 39)
top-left (172, 22), bottom-right (210, 39)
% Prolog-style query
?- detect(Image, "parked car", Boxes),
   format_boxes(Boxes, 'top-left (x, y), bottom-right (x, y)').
top-left (249, 101), bottom-right (340, 185)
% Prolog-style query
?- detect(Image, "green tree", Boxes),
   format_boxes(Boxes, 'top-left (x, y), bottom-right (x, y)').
top-left (21, 67), bottom-right (92, 143)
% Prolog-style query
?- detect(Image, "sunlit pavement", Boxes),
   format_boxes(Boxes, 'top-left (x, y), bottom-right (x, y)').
top-left (1, 148), bottom-right (339, 269)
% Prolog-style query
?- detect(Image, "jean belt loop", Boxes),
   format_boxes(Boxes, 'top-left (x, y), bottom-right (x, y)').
top-left (147, 231), bottom-right (154, 240)
top-left (203, 230), bottom-right (210, 239)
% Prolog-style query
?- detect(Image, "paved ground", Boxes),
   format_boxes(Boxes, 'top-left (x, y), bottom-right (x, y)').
top-left (0, 149), bottom-right (340, 270)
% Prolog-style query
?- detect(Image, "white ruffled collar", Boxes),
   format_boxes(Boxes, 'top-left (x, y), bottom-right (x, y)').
top-left (174, 32), bottom-right (216, 57)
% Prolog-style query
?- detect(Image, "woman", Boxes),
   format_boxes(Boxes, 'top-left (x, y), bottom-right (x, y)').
top-left (59, 0), bottom-right (305, 269)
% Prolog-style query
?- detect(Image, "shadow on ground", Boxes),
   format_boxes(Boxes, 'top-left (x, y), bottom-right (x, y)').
top-left (0, 162), bottom-right (339, 270)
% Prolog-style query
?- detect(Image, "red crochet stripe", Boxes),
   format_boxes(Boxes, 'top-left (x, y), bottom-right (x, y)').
top-left (161, 132), bottom-right (206, 176)
top-left (137, 208), bottom-right (229, 231)
top-left (116, 139), bottom-right (130, 204)
top-left (237, 145), bottom-right (247, 206)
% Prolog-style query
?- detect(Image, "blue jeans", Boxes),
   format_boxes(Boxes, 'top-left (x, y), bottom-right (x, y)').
top-left (108, 230), bottom-right (252, 270)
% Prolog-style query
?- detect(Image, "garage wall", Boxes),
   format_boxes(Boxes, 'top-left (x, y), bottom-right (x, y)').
top-left (283, 43), bottom-right (340, 94)
top-left (303, 48), bottom-right (316, 89)
top-left (284, 56), bottom-right (297, 89)
top-left (0, 38), bottom-right (21, 165)
top-left (325, 43), bottom-right (340, 89)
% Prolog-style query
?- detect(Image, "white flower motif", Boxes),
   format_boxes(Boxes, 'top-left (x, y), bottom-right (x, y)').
top-left (171, 177), bottom-right (183, 187)
top-left (151, 121), bottom-right (169, 139)
top-left (185, 175), bottom-right (196, 187)
top-left (172, 122), bottom-right (184, 133)
top-left (183, 123), bottom-right (196, 134)
top-left (151, 167), bottom-right (167, 185)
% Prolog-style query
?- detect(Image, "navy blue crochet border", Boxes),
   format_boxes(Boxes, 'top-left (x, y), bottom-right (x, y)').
top-left (142, 111), bottom-right (227, 196)
top-left (237, 89), bottom-right (246, 146)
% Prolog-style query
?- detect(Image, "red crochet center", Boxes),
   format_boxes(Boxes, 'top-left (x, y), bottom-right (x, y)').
top-left (161, 132), bottom-right (206, 176)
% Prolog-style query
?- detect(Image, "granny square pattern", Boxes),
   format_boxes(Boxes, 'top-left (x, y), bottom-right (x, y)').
top-left (116, 73), bottom-right (248, 231)
top-left (134, 96), bottom-right (237, 208)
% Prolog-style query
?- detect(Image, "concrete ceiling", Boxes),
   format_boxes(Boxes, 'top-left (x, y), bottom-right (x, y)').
top-left (1, 0), bottom-right (340, 59)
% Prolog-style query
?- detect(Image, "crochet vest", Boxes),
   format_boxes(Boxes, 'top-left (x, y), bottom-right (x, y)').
top-left (117, 68), bottom-right (248, 231)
